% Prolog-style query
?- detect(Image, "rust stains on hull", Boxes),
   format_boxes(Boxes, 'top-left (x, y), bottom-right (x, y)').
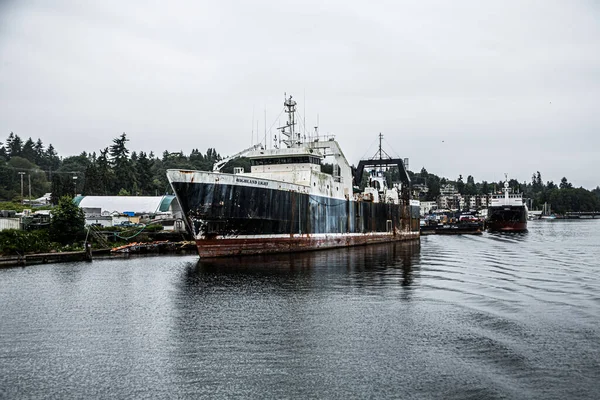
top-left (195, 232), bottom-right (420, 258)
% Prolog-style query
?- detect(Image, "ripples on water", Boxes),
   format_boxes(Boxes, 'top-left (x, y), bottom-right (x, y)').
top-left (1, 220), bottom-right (599, 399)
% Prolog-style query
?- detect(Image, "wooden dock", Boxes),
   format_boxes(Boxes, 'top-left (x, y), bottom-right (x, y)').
top-left (0, 241), bottom-right (196, 268)
top-left (0, 250), bottom-right (95, 268)
top-left (564, 212), bottom-right (600, 219)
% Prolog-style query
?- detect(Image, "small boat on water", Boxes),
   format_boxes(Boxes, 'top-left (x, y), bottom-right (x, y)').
top-left (420, 213), bottom-right (483, 235)
top-left (540, 203), bottom-right (557, 219)
top-left (167, 95), bottom-right (420, 258)
top-left (486, 174), bottom-right (528, 232)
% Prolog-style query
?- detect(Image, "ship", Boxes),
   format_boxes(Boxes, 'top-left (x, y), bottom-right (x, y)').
top-left (486, 175), bottom-right (528, 232)
top-left (167, 94), bottom-right (420, 258)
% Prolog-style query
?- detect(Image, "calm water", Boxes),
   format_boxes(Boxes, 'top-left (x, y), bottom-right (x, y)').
top-left (1, 220), bottom-right (599, 399)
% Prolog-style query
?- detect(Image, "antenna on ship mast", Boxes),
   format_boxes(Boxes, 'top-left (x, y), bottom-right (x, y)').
top-left (503, 173), bottom-right (510, 204)
top-left (277, 93), bottom-right (298, 148)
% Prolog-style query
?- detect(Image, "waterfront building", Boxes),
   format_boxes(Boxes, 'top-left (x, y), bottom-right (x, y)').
top-left (73, 195), bottom-right (185, 231)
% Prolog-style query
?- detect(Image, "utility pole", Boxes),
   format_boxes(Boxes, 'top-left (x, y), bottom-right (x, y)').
top-left (73, 175), bottom-right (78, 197)
top-left (28, 173), bottom-right (31, 204)
top-left (18, 172), bottom-right (25, 204)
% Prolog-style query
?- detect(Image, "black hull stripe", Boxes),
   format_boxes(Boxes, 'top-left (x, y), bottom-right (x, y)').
top-left (171, 181), bottom-right (420, 237)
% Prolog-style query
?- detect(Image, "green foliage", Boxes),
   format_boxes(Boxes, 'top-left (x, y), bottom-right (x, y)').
top-left (0, 201), bottom-right (27, 212)
top-left (49, 196), bottom-right (85, 245)
top-left (542, 188), bottom-right (600, 214)
top-left (221, 157), bottom-right (251, 174)
top-left (0, 229), bottom-right (54, 255)
top-left (143, 224), bottom-right (164, 232)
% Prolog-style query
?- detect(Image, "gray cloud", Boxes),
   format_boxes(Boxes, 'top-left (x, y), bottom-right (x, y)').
top-left (1, 0), bottom-right (599, 188)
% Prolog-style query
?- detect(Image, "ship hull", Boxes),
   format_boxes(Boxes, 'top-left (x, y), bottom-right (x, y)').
top-left (486, 205), bottom-right (528, 232)
top-left (190, 232), bottom-right (419, 258)
top-left (168, 171), bottom-right (420, 258)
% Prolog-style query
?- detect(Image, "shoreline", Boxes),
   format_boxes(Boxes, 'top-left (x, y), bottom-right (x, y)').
top-left (0, 241), bottom-right (198, 268)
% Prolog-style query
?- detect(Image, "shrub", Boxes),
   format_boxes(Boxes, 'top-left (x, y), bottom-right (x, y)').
top-left (0, 229), bottom-right (54, 255)
top-left (49, 196), bottom-right (85, 245)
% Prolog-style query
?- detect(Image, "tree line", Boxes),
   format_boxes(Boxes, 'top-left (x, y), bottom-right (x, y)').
top-left (1, 131), bottom-right (599, 214)
top-left (410, 169), bottom-right (600, 214)
top-left (0, 132), bottom-right (224, 203)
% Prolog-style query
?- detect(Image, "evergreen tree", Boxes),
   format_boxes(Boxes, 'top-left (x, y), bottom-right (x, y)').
top-left (189, 148), bottom-right (204, 169)
top-left (456, 174), bottom-right (465, 194)
top-left (481, 181), bottom-right (490, 195)
top-left (21, 138), bottom-right (37, 163)
top-left (533, 171), bottom-right (543, 190)
top-left (425, 177), bottom-right (440, 201)
top-left (559, 177), bottom-right (572, 189)
top-left (6, 132), bottom-right (23, 158)
top-left (96, 148), bottom-right (113, 195)
top-left (592, 186), bottom-right (600, 201)
top-left (82, 163), bottom-right (101, 195)
top-left (136, 151), bottom-right (154, 195)
top-left (44, 144), bottom-right (61, 171)
top-left (465, 175), bottom-right (476, 195)
top-left (34, 138), bottom-right (45, 165)
top-left (109, 133), bottom-right (135, 193)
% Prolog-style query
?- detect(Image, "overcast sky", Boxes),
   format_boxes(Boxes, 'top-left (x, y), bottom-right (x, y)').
top-left (1, 0), bottom-right (599, 188)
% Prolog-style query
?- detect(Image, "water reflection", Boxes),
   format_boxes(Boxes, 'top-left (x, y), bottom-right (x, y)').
top-left (169, 241), bottom-right (423, 398)
top-left (184, 240), bottom-right (421, 292)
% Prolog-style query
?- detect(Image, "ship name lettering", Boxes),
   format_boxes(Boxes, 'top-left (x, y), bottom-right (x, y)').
top-left (236, 178), bottom-right (268, 186)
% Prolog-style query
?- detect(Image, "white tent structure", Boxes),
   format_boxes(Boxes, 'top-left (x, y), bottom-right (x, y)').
top-left (73, 195), bottom-right (184, 230)
top-left (74, 195), bottom-right (180, 215)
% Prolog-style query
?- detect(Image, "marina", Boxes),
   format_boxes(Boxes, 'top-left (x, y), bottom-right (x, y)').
top-left (1, 1), bottom-right (599, 398)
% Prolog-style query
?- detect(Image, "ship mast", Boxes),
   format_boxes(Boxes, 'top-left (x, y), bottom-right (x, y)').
top-left (503, 173), bottom-right (510, 204)
top-left (372, 132), bottom-right (392, 175)
top-left (278, 94), bottom-right (299, 148)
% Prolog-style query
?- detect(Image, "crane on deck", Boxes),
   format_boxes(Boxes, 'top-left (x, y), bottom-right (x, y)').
top-left (212, 144), bottom-right (263, 172)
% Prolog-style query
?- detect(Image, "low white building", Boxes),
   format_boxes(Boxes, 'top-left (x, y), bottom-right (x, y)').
top-left (73, 195), bottom-right (185, 231)
top-left (0, 214), bottom-right (20, 231)
top-left (420, 201), bottom-right (438, 216)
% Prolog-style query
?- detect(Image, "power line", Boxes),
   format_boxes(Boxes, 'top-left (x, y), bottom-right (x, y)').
top-left (0, 165), bottom-right (84, 175)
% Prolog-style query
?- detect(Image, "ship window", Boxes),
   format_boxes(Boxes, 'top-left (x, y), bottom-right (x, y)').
top-left (251, 156), bottom-right (315, 166)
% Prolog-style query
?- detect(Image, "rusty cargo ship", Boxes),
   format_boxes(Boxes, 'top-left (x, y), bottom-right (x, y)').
top-left (167, 95), bottom-right (420, 258)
